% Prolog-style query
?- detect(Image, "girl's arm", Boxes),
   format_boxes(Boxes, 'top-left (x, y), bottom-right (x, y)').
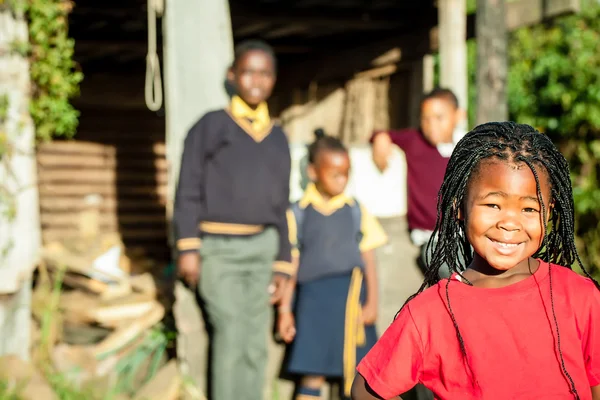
top-left (276, 257), bottom-right (298, 343)
top-left (592, 385), bottom-right (600, 400)
top-left (351, 373), bottom-right (401, 400)
top-left (279, 266), bottom-right (297, 312)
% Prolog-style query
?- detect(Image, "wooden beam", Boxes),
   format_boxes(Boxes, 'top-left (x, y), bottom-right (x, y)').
top-left (263, 24), bottom-right (310, 39)
top-left (276, 9), bottom-right (437, 88)
top-left (430, 0), bottom-right (580, 51)
top-left (229, 2), bottom-right (432, 31)
top-left (278, 31), bottom-right (431, 88)
top-left (505, 0), bottom-right (580, 30)
top-left (234, 16), bottom-right (402, 31)
top-left (476, 0), bottom-right (508, 124)
top-left (233, 21), bottom-right (271, 37)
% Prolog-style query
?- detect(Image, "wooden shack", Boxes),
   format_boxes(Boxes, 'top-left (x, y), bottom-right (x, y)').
top-left (36, 0), bottom-right (579, 263)
top-left (38, 0), bottom-right (441, 262)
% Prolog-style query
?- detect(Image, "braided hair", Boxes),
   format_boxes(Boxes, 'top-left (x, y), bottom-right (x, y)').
top-left (406, 121), bottom-right (599, 398)
top-left (308, 128), bottom-right (347, 164)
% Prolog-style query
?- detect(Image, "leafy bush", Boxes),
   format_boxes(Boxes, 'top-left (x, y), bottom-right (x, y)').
top-left (25, 0), bottom-right (83, 140)
top-left (508, 1), bottom-right (600, 277)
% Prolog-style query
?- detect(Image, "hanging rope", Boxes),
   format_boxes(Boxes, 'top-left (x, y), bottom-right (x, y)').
top-left (145, 0), bottom-right (164, 111)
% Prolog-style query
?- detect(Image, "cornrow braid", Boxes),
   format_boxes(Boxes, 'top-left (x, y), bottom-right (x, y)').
top-left (401, 121), bottom-right (599, 398)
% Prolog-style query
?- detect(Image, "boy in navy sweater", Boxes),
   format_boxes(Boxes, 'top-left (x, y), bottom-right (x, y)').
top-left (174, 40), bottom-right (292, 400)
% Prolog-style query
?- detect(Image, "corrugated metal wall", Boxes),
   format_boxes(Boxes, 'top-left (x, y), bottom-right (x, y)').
top-left (37, 108), bottom-right (169, 262)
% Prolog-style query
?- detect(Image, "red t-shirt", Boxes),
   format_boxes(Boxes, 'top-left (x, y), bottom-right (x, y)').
top-left (357, 260), bottom-right (600, 399)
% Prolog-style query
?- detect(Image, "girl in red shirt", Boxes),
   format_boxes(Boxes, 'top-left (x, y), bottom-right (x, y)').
top-left (352, 122), bottom-right (600, 400)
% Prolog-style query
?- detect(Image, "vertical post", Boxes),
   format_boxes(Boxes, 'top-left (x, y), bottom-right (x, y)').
top-left (423, 54), bottom-right (435, 94)
top-left (0, 9), bottom-right (39, 361)
top-left (476, 0), bottom-right (508, 124)
top-left (438, 0), bottom-right (468, 120)
top-left (163, 0), bottom-right (234, 221)
top-left (408, 55), bottom-right (435, 128)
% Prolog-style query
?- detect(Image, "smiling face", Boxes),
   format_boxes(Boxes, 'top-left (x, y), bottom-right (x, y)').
top-left (228, 49), bottom-right (276, 107)
top-left (420, 97), bottom-right (462, 146)
top-left (462, 159), bottom-right (552, 272)
top-left (308, 150), bottom-right (351, 199)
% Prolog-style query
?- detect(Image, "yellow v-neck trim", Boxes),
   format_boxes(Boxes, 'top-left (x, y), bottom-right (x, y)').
top-left (225, 109), bottom-right (274, 143)
top-left (227, 95), bottom-right (273, 142)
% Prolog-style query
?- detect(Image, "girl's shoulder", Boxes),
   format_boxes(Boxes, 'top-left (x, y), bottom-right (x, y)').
top-left (402, 282), bottom-right (452, 320)
top-left (549, 262), bottom-right (598, 289)
top-left (549, 263), bottom-right (599, 302)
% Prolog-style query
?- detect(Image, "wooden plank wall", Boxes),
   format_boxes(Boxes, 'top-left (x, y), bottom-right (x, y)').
top-left (37, 108), bottom-right (170, 262)
top-left (276, 78), bottom-right (391, 144)
top-left (275, 68), bottom-right (413, 145)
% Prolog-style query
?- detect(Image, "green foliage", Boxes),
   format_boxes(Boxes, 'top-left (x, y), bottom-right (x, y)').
top-left (508, 2), bottom-right (600, 277)
top-left (0, 0), bottom-right (82, 257)
top-left (24, 0), bottom-right (83, 140)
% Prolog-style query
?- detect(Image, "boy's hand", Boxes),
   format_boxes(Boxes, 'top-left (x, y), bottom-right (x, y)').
top-left (372, 132), bottom-right (392, 172)
top-left (269, 273), bottom-right (288, 305)
top-left (277, 311), bottom-right (296, 343)
top-left (178, 252), bottom-right (201, 287)
top-left (361, 302), bottom-right (378, 326)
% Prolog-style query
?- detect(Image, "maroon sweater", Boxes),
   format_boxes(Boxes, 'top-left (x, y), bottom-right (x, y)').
top-left (375, 129), bottom-right (449, 232)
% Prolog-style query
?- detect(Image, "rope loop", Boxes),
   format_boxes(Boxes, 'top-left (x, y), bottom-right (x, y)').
top-left (145, 0), bottom-right (164, 111)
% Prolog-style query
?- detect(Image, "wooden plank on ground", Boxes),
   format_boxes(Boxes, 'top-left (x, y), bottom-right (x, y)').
top-left (62, 273), bottom-right (109, 295)
top-left (92, 304), bottom-right (165, 359)
top-left (87, 300), bottom-right (158, 328)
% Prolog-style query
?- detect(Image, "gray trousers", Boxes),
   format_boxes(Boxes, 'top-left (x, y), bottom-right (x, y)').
top-left (199, 228), bottom-right (278, 400)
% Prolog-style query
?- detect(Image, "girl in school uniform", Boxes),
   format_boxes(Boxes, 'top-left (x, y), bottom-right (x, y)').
top-left (278, 131), bottom-right (388, 400)
top-left (352, 122), bottom-right (600, 400)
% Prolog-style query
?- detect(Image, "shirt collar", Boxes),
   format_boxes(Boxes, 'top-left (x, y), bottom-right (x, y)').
top-left (299, 183), bottom-right (354, 215)
top-left (230, 95), bottom-right (270, 132)
top-left (436, 128), bottom-right (467, 158)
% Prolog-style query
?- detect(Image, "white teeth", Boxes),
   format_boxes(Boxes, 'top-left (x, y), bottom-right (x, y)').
top-left (493, 240), bottom-right (519, 248)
